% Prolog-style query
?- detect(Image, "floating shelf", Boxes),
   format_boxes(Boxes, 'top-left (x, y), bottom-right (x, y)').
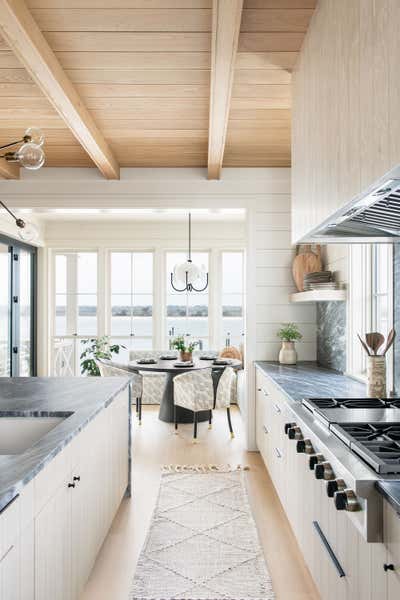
top-left (290, 289), bottom-right (347, 303)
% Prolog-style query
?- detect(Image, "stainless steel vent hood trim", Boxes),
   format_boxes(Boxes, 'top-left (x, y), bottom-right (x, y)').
top-left (304, 165), bottom-right (400, 242)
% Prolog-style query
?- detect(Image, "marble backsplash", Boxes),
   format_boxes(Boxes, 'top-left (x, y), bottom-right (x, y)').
top-left (316, 301), bottom-right (346, 373)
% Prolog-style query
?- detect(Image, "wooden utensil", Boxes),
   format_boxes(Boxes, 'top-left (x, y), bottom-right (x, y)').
top-left (292, 244), bottom-right (322, 292)
top-left (365, 332), bottom-right (385, 355)
top-left (382, 329), bottom-right (396, 355)
top-left (357, 333), bottom-right (372, 356)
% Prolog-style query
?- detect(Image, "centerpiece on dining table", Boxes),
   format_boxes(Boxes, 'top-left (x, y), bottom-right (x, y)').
top-left (170, 336), bottom-right (198, 362)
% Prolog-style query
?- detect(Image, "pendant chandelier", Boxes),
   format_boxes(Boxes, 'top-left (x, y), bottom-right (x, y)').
top-left (0, 127), bottom-right (45, 170)
top-left (0, 127), bottom-right (45, 243)
top-left (170, 213), bottom-right (209, 292)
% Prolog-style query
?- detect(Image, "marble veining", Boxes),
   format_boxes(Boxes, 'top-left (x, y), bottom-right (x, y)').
top-left (255, 361), bottom-right (366, 403)
top-left (0, 377), bottom-right (131, 513)
top-left (316, 301), bottom-right (346, 372)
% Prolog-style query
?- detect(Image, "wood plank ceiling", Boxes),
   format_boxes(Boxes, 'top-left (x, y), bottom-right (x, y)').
top-left (0, 0), bottom-right (316, 175)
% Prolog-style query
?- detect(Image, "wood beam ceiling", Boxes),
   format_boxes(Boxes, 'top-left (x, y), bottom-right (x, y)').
top-left (0, 0), bottom-right (120, 179)
top-left (208, 0), bottom-right (243, 180)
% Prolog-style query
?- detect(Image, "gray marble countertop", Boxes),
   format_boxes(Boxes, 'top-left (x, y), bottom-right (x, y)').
top-left (0, 377), bottom-right (131, 513)
top-left (255, 361), bottom-right (366, 402)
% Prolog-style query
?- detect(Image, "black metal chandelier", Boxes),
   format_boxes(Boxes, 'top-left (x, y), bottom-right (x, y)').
top-left (170, 213), bottom-right (209, 292)
top-left (0, 127), bottom-right (45, 170)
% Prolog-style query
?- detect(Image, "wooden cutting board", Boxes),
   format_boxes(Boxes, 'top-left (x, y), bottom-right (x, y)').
top-left (292, 245), bottom-right (322, 292)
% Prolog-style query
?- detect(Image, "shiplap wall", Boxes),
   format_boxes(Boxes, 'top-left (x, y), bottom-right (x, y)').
top-left (322, 245), bottom-right (349, 288)
top-left (292, 0), bottom-right (400, 242)
top-left (253, 198), bottom-right (317, 361)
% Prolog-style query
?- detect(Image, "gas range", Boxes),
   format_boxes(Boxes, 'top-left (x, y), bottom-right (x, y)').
top-left (302, 397), bottom-right (400, 474)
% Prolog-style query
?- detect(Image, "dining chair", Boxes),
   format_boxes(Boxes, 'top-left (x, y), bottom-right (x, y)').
top-left (96, 358), bottom-right (144, 425)
top-left (173, 369), bottom-right (214, 442)
top-left (215, 366), bottom-right (237, 438)
top-left (129, 350), bottom-right (172, 406)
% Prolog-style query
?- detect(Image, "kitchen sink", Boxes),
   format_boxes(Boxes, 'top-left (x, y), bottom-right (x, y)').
top-left (0, 413), bottom-right (73, 455)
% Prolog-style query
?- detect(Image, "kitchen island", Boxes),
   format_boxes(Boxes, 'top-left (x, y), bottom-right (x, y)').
top-left (0, 377), bottom-right (131, 600)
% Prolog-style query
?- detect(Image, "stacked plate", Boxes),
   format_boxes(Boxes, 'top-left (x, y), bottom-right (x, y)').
top-left (303, 271), bottom-right (337, 290)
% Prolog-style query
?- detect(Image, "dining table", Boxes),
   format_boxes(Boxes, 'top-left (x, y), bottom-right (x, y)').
top-left (110, 356), bottom-right (242, 423)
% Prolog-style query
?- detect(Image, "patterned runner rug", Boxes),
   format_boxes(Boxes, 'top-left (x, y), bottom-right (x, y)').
top-left (129, 464), bottom-right (275, 600)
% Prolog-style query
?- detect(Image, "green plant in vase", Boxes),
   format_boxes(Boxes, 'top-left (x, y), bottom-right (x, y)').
top-left (171, 335), bottom-right (198, 362)
top-left (80, 336), bottom-right (126, 376)
top-left (276, 323), bottom-right (302, 365)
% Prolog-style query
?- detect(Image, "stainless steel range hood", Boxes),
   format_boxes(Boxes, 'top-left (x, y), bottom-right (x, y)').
top-left (311, 165), bottom-right (400, 241)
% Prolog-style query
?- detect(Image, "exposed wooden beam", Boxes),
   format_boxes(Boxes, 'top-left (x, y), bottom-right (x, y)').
top-left (208, 0), bottom-right (243, 180)
top-left (0, 159), bottom-right (19, 179)
top-left (0, 0), bottom-right (120, 179)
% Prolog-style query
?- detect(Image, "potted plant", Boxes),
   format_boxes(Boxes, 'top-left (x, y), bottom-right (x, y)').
top-left (80, 336), bottom-right (126, 376)
top-left (277, 323), bottom-right (302, 365)
top-left (171, 335), bottom-right (198, 362)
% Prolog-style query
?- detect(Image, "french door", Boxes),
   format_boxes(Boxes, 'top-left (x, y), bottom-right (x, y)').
top-left (0, 234), bottom-right (36, 376)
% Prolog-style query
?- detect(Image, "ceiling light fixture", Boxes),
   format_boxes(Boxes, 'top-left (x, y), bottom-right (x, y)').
top-left (0, 126), bottom-right (45, 170)
top-left (0, 199), bottom-right (39, 242)
top-left (170, 212), bottom-right (208, 293)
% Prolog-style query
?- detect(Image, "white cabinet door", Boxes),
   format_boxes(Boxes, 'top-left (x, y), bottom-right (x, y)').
top-left (385, 502), bottom-right (400, 600)
top-left (0, 543), bottom-right (19, 600)
top-left (35, 480), bottom-right (72, 600)
top-left (20, 522), bottom-right (34, 600)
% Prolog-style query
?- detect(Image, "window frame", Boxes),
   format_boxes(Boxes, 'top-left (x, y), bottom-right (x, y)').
top-left (0, 233), bottom-right (37, 377)
top-left (347, 243), bottom-right (393, 389)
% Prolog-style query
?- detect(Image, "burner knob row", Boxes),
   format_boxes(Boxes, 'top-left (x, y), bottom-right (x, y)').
top-left (326, 478), bottom-right (346, 497)
top-left (309, 453), bottom-right (324, 470)
top-left (296, 439), bottom-right (314, 454)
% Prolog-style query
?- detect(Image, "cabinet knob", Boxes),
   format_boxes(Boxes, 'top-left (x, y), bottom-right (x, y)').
top-left (68, 482), bottom-right (76, 488)
top-left (73, 476), bottom-right (81, 482)
top-left (384, 564), bottom-right (395, 572)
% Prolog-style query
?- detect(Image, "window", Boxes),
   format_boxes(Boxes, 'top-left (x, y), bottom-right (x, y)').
top-left (348, 244), bottom-right (393, 386)
top-left (53, 251), bottom-right (98, 375)
top-left (221, 251), bottom-right (244, 348)
top-left (0, 235), bottom-right (36, 377)
top-left (166, 252), bottom-right (209, 350)
top-left (110, 252), bottom-right (153, 351)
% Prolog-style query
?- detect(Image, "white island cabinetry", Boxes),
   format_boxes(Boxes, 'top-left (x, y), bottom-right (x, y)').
top-left (0, 387), bottom-right (130, 600)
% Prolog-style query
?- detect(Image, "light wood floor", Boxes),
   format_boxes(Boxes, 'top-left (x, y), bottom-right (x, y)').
top-left (81, 406), bottom-right (319, 600)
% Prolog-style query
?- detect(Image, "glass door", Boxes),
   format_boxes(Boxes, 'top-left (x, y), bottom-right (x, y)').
top-left (0, 235), bottom-right (36, 377)
top-left (0, 242), bottom-right (11, 376)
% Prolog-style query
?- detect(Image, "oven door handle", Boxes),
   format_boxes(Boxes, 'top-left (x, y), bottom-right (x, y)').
top-left (313, 521), bottom-right (345, 578)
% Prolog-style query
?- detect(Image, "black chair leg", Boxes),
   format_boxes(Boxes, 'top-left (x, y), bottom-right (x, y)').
top-left (138, 396), bottom-right (142, 426)
top-left (135, 396), bottom-right (139, 414)
top-left (227, 407), bottom-right (234, 439)
top-left (193, 412), bottom-right (198, 441)
top-left (174, 404), bottom-right (178, 434)
top-left (208, 409), bottom-right (213, 430)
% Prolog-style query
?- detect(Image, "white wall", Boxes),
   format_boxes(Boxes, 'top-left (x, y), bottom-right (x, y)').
top-left (322, 244), bottom-right (349, 287)
top-left (0, 167), bottom-right (317, 450)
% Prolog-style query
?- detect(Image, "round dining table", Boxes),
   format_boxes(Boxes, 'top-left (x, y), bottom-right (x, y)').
top-left (118, 357), bottom-right (242, 423)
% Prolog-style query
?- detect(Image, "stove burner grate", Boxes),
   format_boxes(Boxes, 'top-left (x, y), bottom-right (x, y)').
top-left (305, 397), bottom-right (400, 410)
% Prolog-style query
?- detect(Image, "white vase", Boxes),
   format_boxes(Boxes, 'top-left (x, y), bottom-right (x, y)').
top-left (279, 341), bottom-right (297, 365)
top-left (367, 355), bottom-right (386, 397)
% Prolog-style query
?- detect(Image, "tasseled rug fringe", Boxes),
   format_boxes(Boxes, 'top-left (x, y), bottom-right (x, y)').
top-left (161, 463), bottom-right (250, 474)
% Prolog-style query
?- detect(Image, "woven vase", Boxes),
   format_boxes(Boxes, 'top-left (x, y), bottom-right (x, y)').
top-left (367, 355), bottom-right (386, 397)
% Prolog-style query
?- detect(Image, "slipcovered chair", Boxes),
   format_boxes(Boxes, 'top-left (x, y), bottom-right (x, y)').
top-left (96, 358), bottom-right (144, 424)
top-left (129, 350), bottom-right (173, 406)
top-left (215, 366), bottom-right (237, 438)
top-left (173, 368), bottom-right (214, 442)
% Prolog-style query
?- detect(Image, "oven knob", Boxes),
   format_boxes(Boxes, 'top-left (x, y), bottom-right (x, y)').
top-left (326, 478), bottom-right (346, 497)
top-left (288, 426), bottom-right (303, 440)
top-left (334, 489), bottom-right (360, 511)
top-left (284, 422), bottom-right (296, 435)
top-left (315, 461), bottom-right (335, 480)
top-left (297, 439), bottom-right (314, 454)
top-left (309, 453), bottom-right (324, 470)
